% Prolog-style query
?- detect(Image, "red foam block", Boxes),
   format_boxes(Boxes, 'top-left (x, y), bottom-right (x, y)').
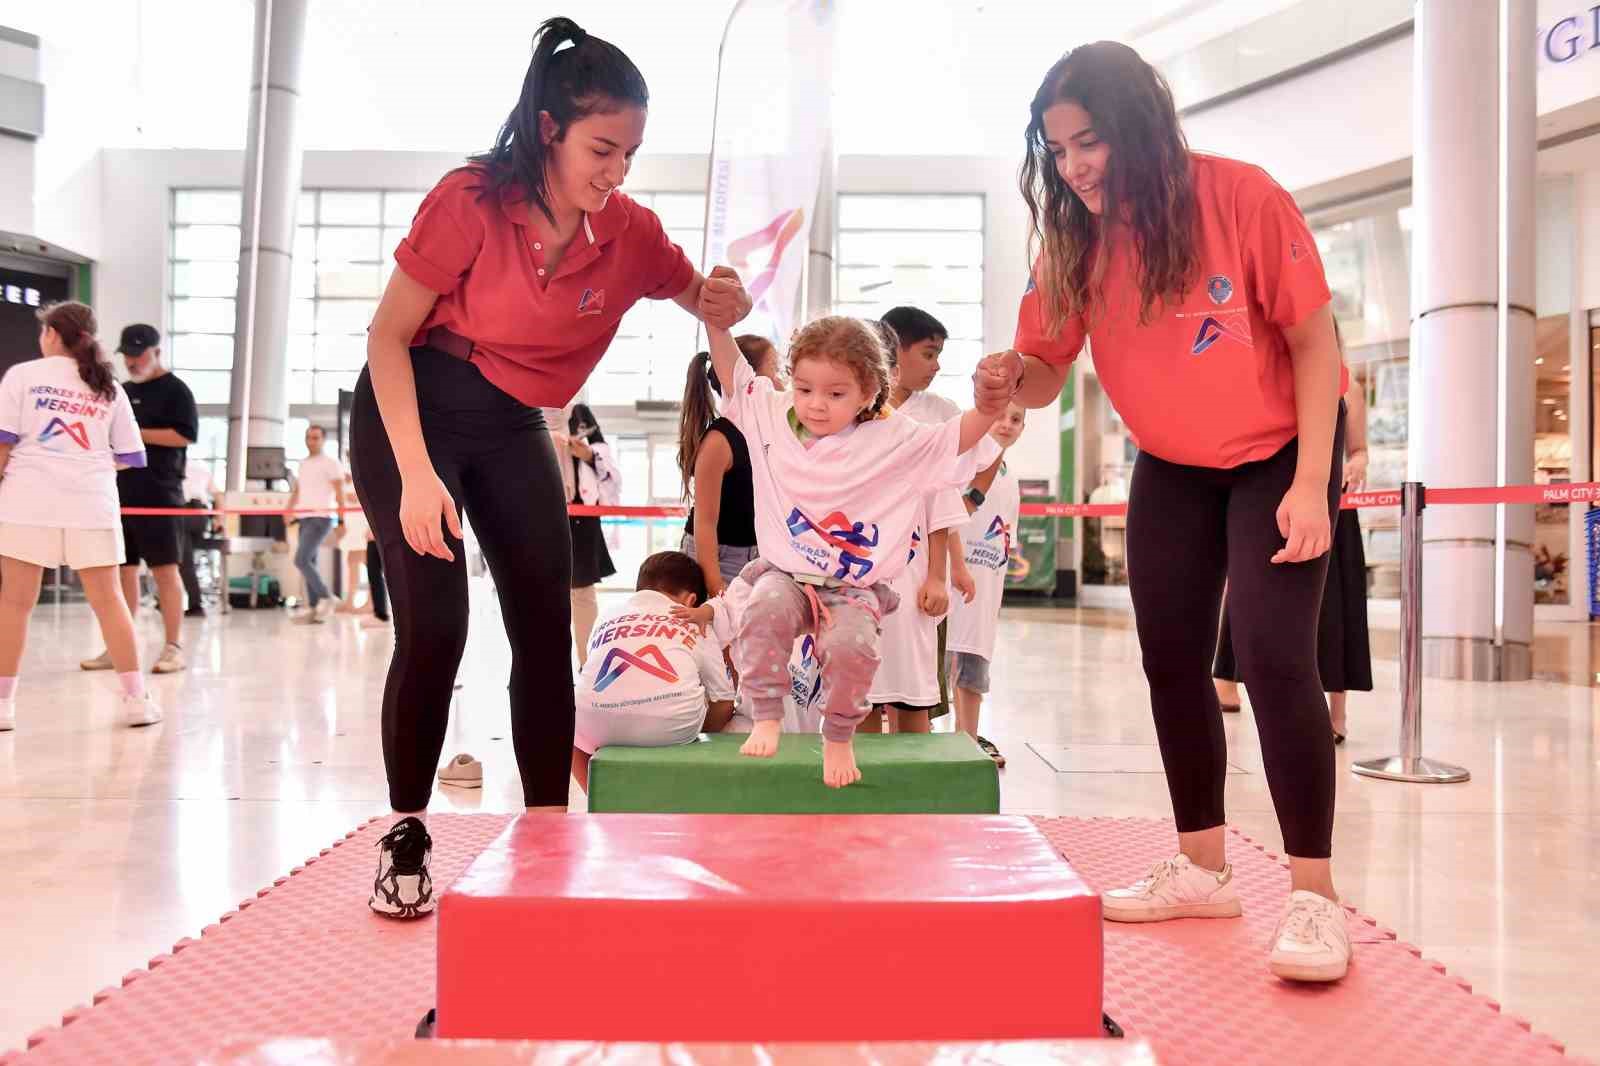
top-left (437, 814), bottom-right (1102, 1043)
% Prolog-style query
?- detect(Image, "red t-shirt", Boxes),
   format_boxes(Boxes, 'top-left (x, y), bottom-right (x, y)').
top-left (1014, 154), bottom-right (1337, 469)
top-left (395, 167), bottom-right (697, 409)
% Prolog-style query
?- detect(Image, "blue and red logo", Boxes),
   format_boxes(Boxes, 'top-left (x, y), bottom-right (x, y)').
top-left (593, 644), bottom-right (678, 693)
top-left (577, 288), bottom-right (605, 317)
top-left (1206, 275), bottom-right (1233, 305)
top-left (786, 507), bottom-right (879, 581)
top-left (984, 515), bottom-right (1012, 559)
top-left (39, 417), bottom-right (89, 449)
top-left (1191, 316), bottom-right (1252, 355)
top-left (906, 529), bottom-right (922, 564)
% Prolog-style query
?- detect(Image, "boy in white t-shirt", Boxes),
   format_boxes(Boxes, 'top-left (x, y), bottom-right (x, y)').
top-left (570, 551), bottom-right (737, 791)
top-left (946, 403), bottom-right (1026, 767)
top-left (703, 298), bottom-right (1003, 787)
top-left (287, 424), bottom-right (347, 623)
top-left (0, 303), bottom-right (160, 730)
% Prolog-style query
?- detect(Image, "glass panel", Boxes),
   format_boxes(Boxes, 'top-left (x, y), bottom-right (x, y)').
top-left (172, 260), bottom-right (239, 298)
top-left (172, 297), bottom-right (236, 334)
top-left (586, 370), bottom-right (645, 407)
top-left (317, 262), bottom-right (383, 298)
top-left (173, 225), bottom-right (241, 260)
top-left (837, 265), bottom-right (981, 304)
top-left (291, 299), bottom-right (315, 334)
top-left (169, 332), bottom-right (236, 370)
top-left (383, 191), bottom-right (426, 226)
top-left (652, 193), bottom-right (708, 228)
top-left (194, 416), bottom-right (229, 459)
top-left (315, 299), bottom-right (377, 335)
top-left (288, 371), bottom-right (315, 405)
top-left (316, 226), bottom-right (381, 263)
top-left (318, 191), bottom-right (382, 225)
top-left (298, 191), bottom-right (317, 223)
top-left (314, 370), bottom-right (361, 405)
top-left (314, 333), bottom-right (368, 371)
top-left (650, 441), bottom-right (680, 501)
top-left (184, 370), bottom-right (234, 406)
top-left (381, 228), bottom-right (407, 263)
top-left (294, 226), bottom-right (316, 266)
top-left (287, 333), bottom-right (315, 372)
top-left (668, 230), bottom-right (704, 270)
top-left (613, 436), bottom-right (648, 506)
top-left (1534, 314), bottom-right (1573, 605)
top-left (837, 230), bottom-right (983, 268)
top-left (174, 190), bottom-right (242, 225)
top-left (290, 258), bottom-right (316, 298)
top-left (839, 195), bottom-right (983, 231)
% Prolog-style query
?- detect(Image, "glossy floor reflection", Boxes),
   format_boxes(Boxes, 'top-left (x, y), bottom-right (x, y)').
top-left (2, 589), bottom-right (1595, 1057)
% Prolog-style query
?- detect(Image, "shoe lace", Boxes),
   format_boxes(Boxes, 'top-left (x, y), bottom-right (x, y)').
top-left (1279, 898), bottom-right (1328, 944)
top-left (1134, 857), bottom-right (1184, 893)
top-left (377, 817), bottom-right (431, 873)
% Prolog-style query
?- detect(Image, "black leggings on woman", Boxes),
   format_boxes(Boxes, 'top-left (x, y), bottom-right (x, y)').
top-left (350, 347), bottom-right (574, 813)
top-left (1124, 419), bottom-right (1344, 859)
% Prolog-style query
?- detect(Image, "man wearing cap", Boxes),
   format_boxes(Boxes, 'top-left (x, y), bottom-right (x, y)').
top-left (81, 325), bottom-right (198, 675)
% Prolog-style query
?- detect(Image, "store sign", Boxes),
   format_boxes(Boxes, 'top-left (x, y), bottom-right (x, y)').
top-left (1542, 6), bottom-right (1600, 64)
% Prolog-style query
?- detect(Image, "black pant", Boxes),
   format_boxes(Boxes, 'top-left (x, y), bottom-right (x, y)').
top-left (179, 501), bottom-right (207, 609)
top-left (350, 348), bottom-right (573, 812)
top-left (1124, 421), bottom-right (1343, 859)
top-left (366, 539), bottom-right (389, 622)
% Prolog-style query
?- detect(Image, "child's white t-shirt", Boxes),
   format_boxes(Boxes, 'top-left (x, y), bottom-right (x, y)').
top-left (576, 588), bottom-right (736, 720)
top-left (948, 463), bottom-right (1021, 662)
top-left (0, 358), bottom-right (145, 530)
top-left (722, 356), bottom-right (972, 589)
top-left (867, 486), bottom-right (970, 707)
top-left (295, 453), bottom-right (345, 518)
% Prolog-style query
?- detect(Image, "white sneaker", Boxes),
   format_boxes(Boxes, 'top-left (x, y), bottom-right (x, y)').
top-left (1268, 890), bottom-right (1351, 982)
top-left (0, 697), bottom-right (14, 731)
top-left (152, 643), bottom-right (185, 674)
top-left (80, 649), bottom-right (114, 671)
top-left (121, 692), bottom-right (162, 727)
top-left (314, 597), bottom-right (340, 622)
top-left (1102, 854), bottom-right (1243, 923)
top-left (292, 608), bottom-right (324, 625)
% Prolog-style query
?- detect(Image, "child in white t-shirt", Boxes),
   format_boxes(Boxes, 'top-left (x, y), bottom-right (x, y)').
top-left (946, 403), bottom-right (1027, 766)
top-left (570, 551), bottom-right (737, 791)
top-left (703, 303), bottom-right (1004, 787)
top-left (0, 303), bottom-right (159, 731)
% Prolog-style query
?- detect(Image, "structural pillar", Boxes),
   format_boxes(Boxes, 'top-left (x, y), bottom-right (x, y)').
top-left (1411, 0), bottom-right (1536, 680)
top-left (226, 0), bottom-right (308, 490)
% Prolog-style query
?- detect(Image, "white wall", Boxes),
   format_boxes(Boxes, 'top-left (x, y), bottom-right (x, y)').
top-left (0, 134), bottom-right (34, 233)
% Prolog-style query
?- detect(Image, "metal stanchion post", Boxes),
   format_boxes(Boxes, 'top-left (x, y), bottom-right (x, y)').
top-left (1354, 481), bottom-right (1471, 783)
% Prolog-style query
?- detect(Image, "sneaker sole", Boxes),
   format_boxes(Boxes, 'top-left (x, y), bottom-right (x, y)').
top-left (369, 896), bottom-right (437, 919)
top-left (1102, 899), bottom-right (1243, 923)
top-left (152, 664), bottom-right (185, 674)
top-left (438, 777), bottom-right (483, 788)
top-left (1270, 955), bottom-right (1349, 982)
top-left (80, 663), bottom-right (114, 671)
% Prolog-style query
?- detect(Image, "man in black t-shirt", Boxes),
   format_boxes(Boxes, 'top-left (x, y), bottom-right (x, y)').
top-left (81, 324), bottom-right (198, 676)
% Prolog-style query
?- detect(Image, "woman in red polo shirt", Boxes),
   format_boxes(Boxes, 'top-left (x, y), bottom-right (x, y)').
top-left (352, 16), bottom-right (751, 918)
top-left (979, 42), bottom-right (1351, 981)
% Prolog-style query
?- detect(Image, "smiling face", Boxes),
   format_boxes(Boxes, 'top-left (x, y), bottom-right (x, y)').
top-left (989, 403), bottom-right (1027, 448)
top-left (1042, 99), bottom-right (1109, 216)
top-left (791, 354), bottom-right (872, 438)
top-left (541, 104), bottom-right (647, 217)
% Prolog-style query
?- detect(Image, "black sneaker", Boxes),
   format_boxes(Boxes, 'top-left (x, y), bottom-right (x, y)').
top-left (369, 816), bottom-right (435, 919)
top-left (975, 735), bottom-right (1006, 768)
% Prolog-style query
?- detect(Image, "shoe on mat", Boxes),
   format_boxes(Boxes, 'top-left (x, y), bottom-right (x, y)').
top-left (975, 735), bottom-right (1006, 768)
top-left (80, 649), bottom-right (114, 671)
top-left (437, 753), bottom-right (483, 788)
top-left (0, 697), bottom-right (14, 732)
top-left (1102, 854), bottom-right (1242, 923)
top-left (152, 642), bottom-right (185, 674)
top-left (121, 692), bottom-right (162, 727)
top-left (370, 816), bottom-right (435, 919)
top-left (1269, 890), bottom-right (1351, 982)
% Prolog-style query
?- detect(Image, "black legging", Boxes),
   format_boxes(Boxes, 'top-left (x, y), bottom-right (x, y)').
top-left (1124, 419), bottom-right (1343, 859)
top-left (350, 347), bottom-right (573, 813)
top-left (366, 540), bottom-right (389, 622)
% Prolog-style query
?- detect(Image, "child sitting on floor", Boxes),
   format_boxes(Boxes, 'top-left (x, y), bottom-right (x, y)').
top-left (570, 551), bottom-right (737, 792)
top-left (701, 296), bottom-right (1004, 787)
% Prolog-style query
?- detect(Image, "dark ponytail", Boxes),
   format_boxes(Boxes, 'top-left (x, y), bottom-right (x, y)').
top-left (38, 301), bottom-right (115, 402)
top-left (470, 16), bottom-right (649, 225)
top-left (676, 335), bottom-right (777, 500)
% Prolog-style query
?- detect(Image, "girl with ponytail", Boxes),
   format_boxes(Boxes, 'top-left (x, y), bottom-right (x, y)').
top-left (677, 335), bottom-right (779, 597)
top-left (0, 301), bottom-right (158, 733)
top-left (353, 14), bottom-right (753, 917)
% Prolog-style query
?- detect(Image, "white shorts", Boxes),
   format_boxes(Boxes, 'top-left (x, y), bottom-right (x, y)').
top-left (573, 699), bottom-right (708, 755)
top-left (0, 523), bottom-right (124, 570)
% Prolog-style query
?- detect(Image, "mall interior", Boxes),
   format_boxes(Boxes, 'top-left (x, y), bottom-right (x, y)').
top-left (0, 0), bottom-right (1596, 1063)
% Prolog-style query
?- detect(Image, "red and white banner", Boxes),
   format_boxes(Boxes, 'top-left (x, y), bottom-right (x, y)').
top-left (702, 0), bottom-right (836, 345)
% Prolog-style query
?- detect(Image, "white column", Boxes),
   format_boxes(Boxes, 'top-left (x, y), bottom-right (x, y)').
top-left (225, 0), bottom-right (308, 489)
top-left (1411, 0), bottom-right (1536, 680)
top-left (804, 129), bottom-right (836, 321)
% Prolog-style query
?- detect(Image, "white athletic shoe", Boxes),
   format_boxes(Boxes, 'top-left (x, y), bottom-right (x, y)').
top-left (370, 816), bottom-right (435, 919)
top-left (314, 597), bottom-right (340, 622)
top-left (80, 649), bottom-right (114, 671)
top-left (0, 697), bottom-right (14, 732)
top-left (1102, 854), bottom-right (1243, 923)
top-left (1268, 890), bottom-right (1351, 982)
top-left (152, 643), bottom-right (185, 674)
top-left (121, 692), bottom-right (162, 727)
top-left (292, 607), bottom-right (324, 625)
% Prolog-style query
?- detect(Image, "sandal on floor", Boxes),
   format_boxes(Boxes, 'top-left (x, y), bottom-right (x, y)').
top-left (975, 735), bottom-right (1007, 768)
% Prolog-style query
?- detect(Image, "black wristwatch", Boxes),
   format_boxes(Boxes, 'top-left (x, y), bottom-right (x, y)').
top-left (965, 487), bottom-right (986, 508)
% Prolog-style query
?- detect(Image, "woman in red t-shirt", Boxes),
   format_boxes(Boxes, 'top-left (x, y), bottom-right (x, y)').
top-left (978, 42), bottom-right (1350, 982)
top-left (352, 16), bottom-right (750, 919)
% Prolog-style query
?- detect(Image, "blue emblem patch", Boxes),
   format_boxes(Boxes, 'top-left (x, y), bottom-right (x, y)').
top-left (1206, 275), bottom-right (1233, 305)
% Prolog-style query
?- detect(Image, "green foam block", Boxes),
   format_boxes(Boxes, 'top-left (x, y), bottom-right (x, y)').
top-left (587, 732), bottom-right (1000, 814)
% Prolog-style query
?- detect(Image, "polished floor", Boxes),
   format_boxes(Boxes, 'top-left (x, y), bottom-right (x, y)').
top-left (2, 587), bottom-right (1596, 1058)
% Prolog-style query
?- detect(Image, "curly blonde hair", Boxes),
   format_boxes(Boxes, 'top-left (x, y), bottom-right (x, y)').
top-left (785, 316), bottom-right (892, 423)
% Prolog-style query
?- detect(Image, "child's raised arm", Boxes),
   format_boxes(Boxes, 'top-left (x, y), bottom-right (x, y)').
top-left (957, 407), bottom-right (1001, 454)
top-left (706, 322), bottom-right (743, 409)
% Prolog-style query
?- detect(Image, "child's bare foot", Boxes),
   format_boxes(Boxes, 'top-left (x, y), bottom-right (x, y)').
top-left (822, 738), bottom-right (862, 788)
top-left (740, 719), bottom-right (781, 757)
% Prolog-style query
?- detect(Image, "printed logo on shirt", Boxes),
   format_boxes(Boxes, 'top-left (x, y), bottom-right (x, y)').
top-left (966, 516), bottom-right (1012, 572)
top-left (1206, 275), bottom-right (1234, 305)
top-left (785, 507), bottom-right (879, 581)
top-left (1290, 240), bottom-right (1307, 262)
top-left (1191, 315), bottom-right (1253, 356)
top-left (39, 417), bottom-right (90, 450)
top-left (906, 528), bottom-right (922, 564)
top-left (593, 644), bottom-right (679, 693)
top-left (1024, 274), bottom-right (1036, 295)
top-left (577, 288), bottom-right (606, 317)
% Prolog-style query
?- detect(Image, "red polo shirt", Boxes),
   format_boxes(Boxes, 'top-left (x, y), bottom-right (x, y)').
top-left (395, 167), bottom-right (696, 408)
top-left (1014, 154), bottom-right (1338, 469)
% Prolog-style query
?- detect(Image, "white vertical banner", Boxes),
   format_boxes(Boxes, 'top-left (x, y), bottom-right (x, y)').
top-left (702, 0), bottom-right (837, 346)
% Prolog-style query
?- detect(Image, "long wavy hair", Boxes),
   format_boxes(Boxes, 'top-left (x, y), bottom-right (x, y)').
top-left (38, 302), bottom-right (116, 401)
top-left (1020, 41), bottom-right (1199, 333)
top-left (676, 335), bottom-right (774, 500)
top-left (468, 16), bottom-right (649, 225)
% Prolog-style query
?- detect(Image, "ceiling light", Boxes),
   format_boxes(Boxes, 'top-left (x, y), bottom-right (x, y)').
top-left (1536, 357), bottom-right (1544, 364)
top-left (1541, 398), bottom-right (1556, 404)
